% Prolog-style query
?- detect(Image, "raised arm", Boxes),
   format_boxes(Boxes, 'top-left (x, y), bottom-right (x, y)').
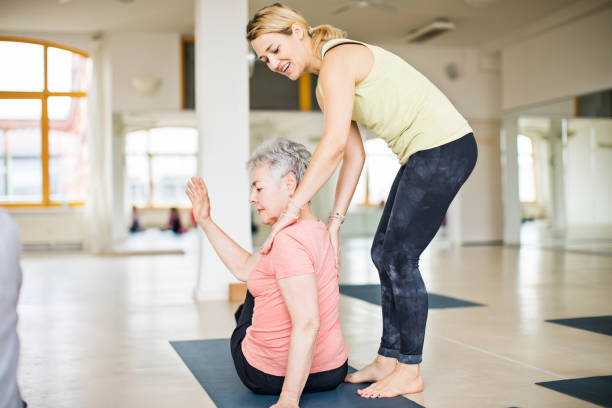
top-left (186, 177), bottom-right (259, 282)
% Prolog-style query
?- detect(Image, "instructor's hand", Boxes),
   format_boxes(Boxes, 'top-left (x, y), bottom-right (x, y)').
top-left (260, 213), bottom-right (297, 254)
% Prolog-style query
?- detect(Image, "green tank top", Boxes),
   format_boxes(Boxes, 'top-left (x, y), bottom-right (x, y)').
top-left (318, 38), bottom-right (473, 164)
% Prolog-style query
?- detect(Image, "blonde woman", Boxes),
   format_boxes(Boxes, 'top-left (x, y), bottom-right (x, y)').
top-left (247, 3), bottom-right (478, 399)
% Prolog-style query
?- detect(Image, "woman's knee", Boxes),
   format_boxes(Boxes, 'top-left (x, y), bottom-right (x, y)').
top-left (370, 242), bottom-right (385, 270)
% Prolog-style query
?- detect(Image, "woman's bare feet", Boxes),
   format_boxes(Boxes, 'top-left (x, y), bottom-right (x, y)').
top-left (357, 362), bottom-right (424, 398)
top-left (344, 355), bottom-right (397, 384)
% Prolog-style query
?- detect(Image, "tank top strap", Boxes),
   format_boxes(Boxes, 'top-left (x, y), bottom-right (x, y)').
top-left (320, 38), bottom-right (367, 59)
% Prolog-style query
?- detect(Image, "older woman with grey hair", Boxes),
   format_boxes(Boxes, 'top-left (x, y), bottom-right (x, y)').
top-left (186, 138), bottom-right (348, 408)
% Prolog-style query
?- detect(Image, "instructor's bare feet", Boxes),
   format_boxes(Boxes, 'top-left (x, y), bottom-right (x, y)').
top-left (344, 355), bottom-right (397, 384)
top-left (357, 362), bottom-right (424, 398)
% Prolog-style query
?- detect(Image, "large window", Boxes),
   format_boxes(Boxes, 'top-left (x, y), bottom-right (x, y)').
top-left (351, 138), bottom-right (400, 209)
top-left (0, 38), bottom-right (90, 206)
top-left (125, 127), bottom-right (198, 208)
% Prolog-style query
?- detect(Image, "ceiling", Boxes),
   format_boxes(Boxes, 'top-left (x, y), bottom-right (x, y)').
top-left (0, 0), bottom-right (601, 48)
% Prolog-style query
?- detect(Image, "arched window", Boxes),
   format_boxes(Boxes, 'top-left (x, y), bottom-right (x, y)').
top-left (517, 134), bottom-right (537, 203)
top-left (0, 37), bottom-right (90, 206)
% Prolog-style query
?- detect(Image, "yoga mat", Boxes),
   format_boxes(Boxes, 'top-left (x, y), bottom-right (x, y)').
top-left (546, 316), bottom-right (612, 336)
top-left (536, 376), bottom-right (612, 407)
top-left (339, 284), bottom-right (484, 309)
top-left (171, 338), bottom-right (422, 407)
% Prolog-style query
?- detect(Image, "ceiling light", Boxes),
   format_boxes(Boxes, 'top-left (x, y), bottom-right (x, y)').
top-left (404, 19), bottom-right (455, 43)
top-left (463, 0), bottom-right (501, 8)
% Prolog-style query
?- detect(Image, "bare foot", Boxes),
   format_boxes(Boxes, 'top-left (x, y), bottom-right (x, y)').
top-left (344, 355), bottom-right (397, 384)
top-left (357, 362), bottom-right (424, 398)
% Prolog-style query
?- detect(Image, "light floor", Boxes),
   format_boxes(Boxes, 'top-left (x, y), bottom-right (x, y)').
top-left (17, 236), bottom-right (612, 407)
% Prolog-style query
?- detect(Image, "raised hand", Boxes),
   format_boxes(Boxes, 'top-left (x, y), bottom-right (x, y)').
top-left (185, 177), bottom-right (211, 225)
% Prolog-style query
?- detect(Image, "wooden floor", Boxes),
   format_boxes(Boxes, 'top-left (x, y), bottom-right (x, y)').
top-left (17, 235), bottom-right (612, 407)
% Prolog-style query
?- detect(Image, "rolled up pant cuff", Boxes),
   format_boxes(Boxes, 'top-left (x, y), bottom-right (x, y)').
top-left (378, 345), bottom-right (399, 359)
top-left (397, 353), bottom-right (422, 365)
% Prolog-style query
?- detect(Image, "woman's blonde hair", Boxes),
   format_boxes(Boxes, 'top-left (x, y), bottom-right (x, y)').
top-left (246, 3), bottom-right (346, 55)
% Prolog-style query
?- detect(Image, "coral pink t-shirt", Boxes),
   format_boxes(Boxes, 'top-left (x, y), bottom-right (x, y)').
top-left (242, 219), bottom-right (349, 376)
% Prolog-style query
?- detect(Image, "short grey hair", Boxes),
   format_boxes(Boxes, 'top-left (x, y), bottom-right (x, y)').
top-left (246, 138), bottom-right (311, 185)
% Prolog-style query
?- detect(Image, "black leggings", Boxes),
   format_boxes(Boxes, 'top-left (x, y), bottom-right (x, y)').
top-left (372, 133), bottom-right (478, 364)
top-left (230, 291), bottom-right (348, 395)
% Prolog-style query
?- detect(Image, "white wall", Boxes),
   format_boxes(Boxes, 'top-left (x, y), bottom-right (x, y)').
top-left (9, 209), bottom-right (85, 247)
top-left (378, 43), bottom-right (502, 120)
top-left (501, 6), bottom-right (612, 110)
top-left (447, 119), bottom-right (503, 244)
top-left (106, 32), bottom-right (181, 112)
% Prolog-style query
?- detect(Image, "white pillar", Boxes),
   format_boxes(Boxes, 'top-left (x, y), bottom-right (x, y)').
top-left (500, 115), bottom-right (521, 245)
top-left (85, 36), bottom-right (115, 253)
top-left (194, 0), bottom-right (252, 300)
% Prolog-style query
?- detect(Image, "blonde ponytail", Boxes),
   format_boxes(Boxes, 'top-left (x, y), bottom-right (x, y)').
top-left (309, 24), bottom-right (347, 56)
top-left (247, 3), bottom-right (346, 55)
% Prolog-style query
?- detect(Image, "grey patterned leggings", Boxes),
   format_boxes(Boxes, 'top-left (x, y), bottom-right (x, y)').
top-left (371, 133), bottom-right (477, 364)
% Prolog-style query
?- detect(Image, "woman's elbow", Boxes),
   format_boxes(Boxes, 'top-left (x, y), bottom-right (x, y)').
top-left (295, 316), bottom-right (320, 333)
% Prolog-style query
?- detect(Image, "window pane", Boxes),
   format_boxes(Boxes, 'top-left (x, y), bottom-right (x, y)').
top-left (0, 157), bottom-right (5, 196)
top-left (151, 156), bottom-right (196, 206)
top-left (518, 135), bottom-right (536, 203)
top-left (517, 134), bottom-right (533, 155)
top-left (0, 130), bottom-right (4, 195)
top-left (0, 99), bottom-right (42, 121)
top-left (0, 41), bottom-right (44, 92)
top-left (126, 130), bottom-right (148, 154)
top-left (149, 127), bottom-right (198, 154)
top-left (349, 165), bottom-right (367, 211)
top-left (365, 139), bottom-right (400, 205)
top-left (5, 158), bottom-right (42, 202)
top-left (48, 97), bottom-right (88, 202)
top-left (48, 47), bottom-right (90, 93)
top-left (0, 100), bottom-right (42, 203)
top-left (126, 155), bottom-right (150, 206)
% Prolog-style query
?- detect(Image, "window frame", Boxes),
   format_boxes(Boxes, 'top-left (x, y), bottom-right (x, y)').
top-left (0, 37), bottom-right (89, 208)
top-left (125, 126), bottom-right (198, 210)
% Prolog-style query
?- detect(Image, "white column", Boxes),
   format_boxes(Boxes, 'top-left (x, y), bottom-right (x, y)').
top-left (500, 115), bottom-right (521, 245)
top-left (85, 36), bottom-right (115, 253)
top-left (194, 0), bottom-right (252, 300)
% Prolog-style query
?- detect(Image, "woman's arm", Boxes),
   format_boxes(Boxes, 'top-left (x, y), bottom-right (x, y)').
top-left (274, 273), bottom-right (320, 407)
top-left (316, 86), bottom-right (366, 263)
top-left (260, 46), bottom-right (363, 253)
top-left (330, 121), bottom-right (366, 218)
top-left (327, 121), bottom-right (366, 264)
top-left (186, 177), bottom-right (259, 282)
